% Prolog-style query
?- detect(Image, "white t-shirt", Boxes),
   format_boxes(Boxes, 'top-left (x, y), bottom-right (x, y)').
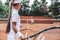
top-left (8, 8), bottom-right (22, 37)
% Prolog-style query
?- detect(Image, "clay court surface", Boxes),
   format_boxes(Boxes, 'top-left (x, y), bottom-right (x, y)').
top-left (0, 16), bottom-right (60, 40)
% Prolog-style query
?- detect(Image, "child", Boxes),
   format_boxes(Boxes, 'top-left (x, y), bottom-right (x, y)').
top-left (6, 0), bottom-right (23, 40)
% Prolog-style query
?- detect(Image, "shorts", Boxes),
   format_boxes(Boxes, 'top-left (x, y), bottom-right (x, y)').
top-left (7, 36), bottom-right (18, 40)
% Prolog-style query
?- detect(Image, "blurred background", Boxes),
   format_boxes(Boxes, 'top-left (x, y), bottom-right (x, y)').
top-left (0, 0), bottom-right (60, 19)
top-left (0, 0), bottom-right (60, 40)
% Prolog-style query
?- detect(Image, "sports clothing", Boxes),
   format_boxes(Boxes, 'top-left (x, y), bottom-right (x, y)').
top-left (7, 7), bottom-right (22, 40)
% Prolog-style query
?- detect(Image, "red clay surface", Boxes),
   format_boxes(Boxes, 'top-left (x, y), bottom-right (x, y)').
top-left (0, 16), bottom-right (60, 40)
top-left (0, 21), bottom-right (60, 40)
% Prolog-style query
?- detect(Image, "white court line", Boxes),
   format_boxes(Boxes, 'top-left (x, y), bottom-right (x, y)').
top-left (37, 33), bottom-right (44, 40)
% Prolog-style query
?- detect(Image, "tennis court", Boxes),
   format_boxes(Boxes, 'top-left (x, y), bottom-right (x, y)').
top-left (0, 16), bottom-right (60, 40)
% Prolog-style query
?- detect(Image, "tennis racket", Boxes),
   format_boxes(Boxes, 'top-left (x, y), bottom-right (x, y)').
top-left (23, 26), bottom-right (60, 40)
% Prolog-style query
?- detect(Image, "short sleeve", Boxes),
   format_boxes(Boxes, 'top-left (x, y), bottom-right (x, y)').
top-left (11, 13), bottom-right (19, 22)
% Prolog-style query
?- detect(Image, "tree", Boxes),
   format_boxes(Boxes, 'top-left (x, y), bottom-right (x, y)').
top-left (41, 0), bottom-right (46, 4)
top-left (3, 5), bottom-right (9, 18)
top-left (0, 0), bottom-right (9, 18)
top-left (6, 0), bottom-right (10, 3)
top-left (49, 0), bottom-right (60, 19)
top-left (0, 0), bottom-right (4, 18)
top-left (30, 0), bottom-right (48, 16)
top-left (40, 0), bottom-right (48, 16)
top-left (30, 0), bottom-right (41, 16)
top-left (19, 0), bottom-right (30, 16)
